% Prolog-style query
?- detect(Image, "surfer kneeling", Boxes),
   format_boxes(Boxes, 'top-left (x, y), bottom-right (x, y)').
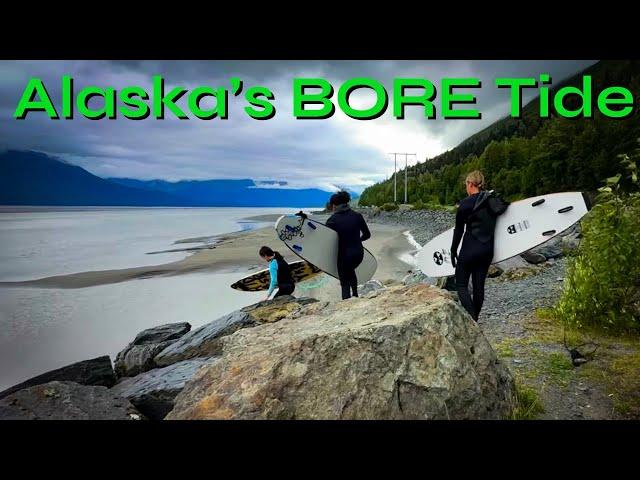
top-left (451, 171), bottom-right (509, 321)
top-left (326, 191), bottom-right (371, 300)
top-left (259, 246), bottom-right (295, 300)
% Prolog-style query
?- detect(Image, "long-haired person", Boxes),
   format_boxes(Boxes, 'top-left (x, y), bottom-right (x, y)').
top-left (326, 191), bottom-right (371, 299)
top-left (259, 246), bottom-right (295, 301)
top-left (451, 171), bottom-right (509, 321)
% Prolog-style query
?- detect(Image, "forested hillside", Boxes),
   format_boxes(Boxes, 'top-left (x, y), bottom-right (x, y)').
top-left (359, 60), bottom-right (640, 206)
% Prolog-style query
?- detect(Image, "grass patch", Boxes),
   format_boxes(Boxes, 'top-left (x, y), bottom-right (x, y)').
top-left (579, 349), bottom-right (640, 418)
top-left (533, 308), bottom-right (640, 417)
top-left (493, 338), bottom-right (516, 358)
top-left (545, 352), bottom-right (574, 381)
top-left (509, 381), bottom-right (545, 420)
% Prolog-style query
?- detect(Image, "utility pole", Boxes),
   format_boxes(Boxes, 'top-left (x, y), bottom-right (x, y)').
top-left (389, 153), bottom-right (397, 203)
top-left (389, 152), bottom-right (416, 204)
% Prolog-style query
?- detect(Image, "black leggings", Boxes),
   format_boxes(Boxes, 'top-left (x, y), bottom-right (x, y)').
top-left (455, 239), bottom-right (493, 321)
top-left (337, 249), bottom-right (364, 300)
top-left (274, 283), bottom-right (295, 297)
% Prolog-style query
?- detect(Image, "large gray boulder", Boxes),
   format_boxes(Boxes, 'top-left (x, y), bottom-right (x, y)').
top-left (0, 381), bottom-right (141, 420)
top-left (114, 322), bottom-right (191, 378)
top-left (0, 356), bottom-right (115, 400)
top-left (154, 296), bottom-right (317, 367)
top-left (168, 284), bottom-right (515, 420)
top-left (110, 358), bottom-right (213, 420)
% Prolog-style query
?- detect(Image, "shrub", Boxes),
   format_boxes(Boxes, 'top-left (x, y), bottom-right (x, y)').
top-left (380, 202), bottom-right (399, 212)
top-left (412, 199), bottom-right (425, 210)
top-left (554, 145), bottom-right (640, 333)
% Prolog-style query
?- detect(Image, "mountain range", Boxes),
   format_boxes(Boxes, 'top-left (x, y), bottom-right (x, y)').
top-left (0, 150), bottom-right (344, 207)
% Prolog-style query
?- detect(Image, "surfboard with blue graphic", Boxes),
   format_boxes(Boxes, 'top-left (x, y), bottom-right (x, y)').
top-left (274, 213), bottom-right (378, 283)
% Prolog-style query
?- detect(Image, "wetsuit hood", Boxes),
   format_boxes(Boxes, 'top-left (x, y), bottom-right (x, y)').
top-left (472, 190), bottom-right (492, 212)
top-left (467, 190), bottom-right (509, 243)
top-left (333, 204), bottom-right (351, 214)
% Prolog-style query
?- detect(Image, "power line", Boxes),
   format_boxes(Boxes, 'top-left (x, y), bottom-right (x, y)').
top-left (389, 152), bottom-right (416, 203)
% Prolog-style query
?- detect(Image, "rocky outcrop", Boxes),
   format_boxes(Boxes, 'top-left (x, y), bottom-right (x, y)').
top-left (168, 284), bottom-right (515, 420)
top-left (241, 295), bottom-right (317, 323)
top-left (110, 358), bottom-right (213, 420)
top-left (153, 311), bottom-right (256, 367)
top-left (358, 280), bottom-right (385, 296)
top-left (0, 381), bottom-right (141, 420)
top-left (0, 356), bottom-right (116, 400)
top-left (130, 322), bottom-right (191, 345)
top-left (522, 224), bottom-right (582, 264)
top-left (487, 265), bottom-right (503, 278)
top-left (402, 270), bottom-right (432, 286)
top-left (114, 322), bottom-right (191, 378)
top-left (154, 296), bottom-right (317, 367)
top-left (520, 251), bottom-right (547, 265)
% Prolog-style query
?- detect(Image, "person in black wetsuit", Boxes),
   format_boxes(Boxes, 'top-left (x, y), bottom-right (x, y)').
top-left (325, 191), bottom-right (372, 300)
top-left (259, 246), bottom-right (295, 300)
top-left (451, 171), bottom-right (509, 321)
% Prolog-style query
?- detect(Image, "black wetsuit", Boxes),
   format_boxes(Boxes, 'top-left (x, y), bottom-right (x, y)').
top-left (326, 205), bottom-right (371, 299)
top-left (451, 191), bottom-right (507, 321)
top-left (273, 252), bottom-right (295, 297)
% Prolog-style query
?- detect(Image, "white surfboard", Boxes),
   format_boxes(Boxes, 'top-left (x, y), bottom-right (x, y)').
top-left (275, 213), bottom-right (378, 283)
top-left (416, 192), bottom-right (591, 278)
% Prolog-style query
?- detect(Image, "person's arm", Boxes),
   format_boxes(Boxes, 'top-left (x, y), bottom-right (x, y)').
top-left (359, 214), bottom-right (371, 242)
top-left (266, 259), bottom-right (278, 299)
top-left (450, 202), bottom-right (468, 266)
top-left (326, 214), bottom-right (337, 232)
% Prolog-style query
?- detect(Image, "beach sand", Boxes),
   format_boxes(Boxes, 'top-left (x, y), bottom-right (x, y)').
top-left (0, 220), bottom-right (418, 295)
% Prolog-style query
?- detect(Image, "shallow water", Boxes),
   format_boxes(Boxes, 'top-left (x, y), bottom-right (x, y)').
top-left (0, 206), bottom-right (308, 390)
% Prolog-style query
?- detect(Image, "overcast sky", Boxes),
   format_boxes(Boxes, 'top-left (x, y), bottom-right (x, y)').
top-left (0, 60), bottom-right (596, 192)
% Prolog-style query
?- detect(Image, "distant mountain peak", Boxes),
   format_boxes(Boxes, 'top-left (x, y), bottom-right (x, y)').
top-left (1, 150), bottom-right (338, 207)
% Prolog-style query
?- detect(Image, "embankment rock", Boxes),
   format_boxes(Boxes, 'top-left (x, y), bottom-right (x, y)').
top-left (241, 295), bottom-right (318, 323)
top-left (358, 280), bottom-right (385, 296)
top-left (0, 381), bottom-right (141, 420)
top-left (521, 251), bottom-right (547, 265)
top-left (487, 265), bottom-right (503, 278)
top-left (131, 322), bottom-right (191, 345)
top-left (111, 358), bottom-right (213, 420)
top-left (0, 356), bottom-right (116, 400)
top-left (523, 224), bottom-right (582, 263)
top-left (402, 270), bottom-right (433, 286)
top-left (168, 284), bottom-right (515, 420)
top-left (154, 296), bottom-right (317, 367)
top-left (115, 322), bottom-right (191, 378)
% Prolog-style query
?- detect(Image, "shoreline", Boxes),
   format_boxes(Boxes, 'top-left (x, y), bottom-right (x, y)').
top-left (0, 220), bottom-right (417, 290)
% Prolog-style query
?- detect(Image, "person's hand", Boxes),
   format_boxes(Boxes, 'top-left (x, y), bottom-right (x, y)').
top-left (451, 252), bottom-right (457, 268)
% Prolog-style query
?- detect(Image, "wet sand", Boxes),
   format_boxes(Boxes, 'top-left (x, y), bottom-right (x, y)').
top-left (0, 221), bottom-right (417, 290)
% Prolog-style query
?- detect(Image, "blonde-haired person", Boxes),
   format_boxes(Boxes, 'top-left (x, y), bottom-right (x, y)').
top-left (450, 171), bottom-right (509, 321)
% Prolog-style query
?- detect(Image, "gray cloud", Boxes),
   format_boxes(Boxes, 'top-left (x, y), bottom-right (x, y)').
top-left (0, 60), bottom-right (596, 192)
